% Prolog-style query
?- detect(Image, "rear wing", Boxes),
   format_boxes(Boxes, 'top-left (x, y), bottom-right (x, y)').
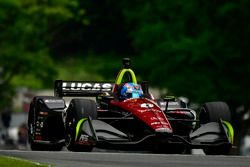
top-left (54, 80), bottom-right (114, 97)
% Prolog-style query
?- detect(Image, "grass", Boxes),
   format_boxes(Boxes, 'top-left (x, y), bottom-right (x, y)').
top-left (0, 156), bottom-right (51, 167)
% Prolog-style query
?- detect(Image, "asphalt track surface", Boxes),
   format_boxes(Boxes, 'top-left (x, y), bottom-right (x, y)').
top-left (1, 149), bottom-right (250, 167)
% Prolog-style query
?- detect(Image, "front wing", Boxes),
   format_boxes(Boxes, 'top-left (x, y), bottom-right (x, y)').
top-left (74, 118), bottom-right (233, 150)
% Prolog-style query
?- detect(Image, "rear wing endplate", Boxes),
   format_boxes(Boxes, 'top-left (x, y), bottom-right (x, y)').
top-left (54, 80), bottom-right (114, 97)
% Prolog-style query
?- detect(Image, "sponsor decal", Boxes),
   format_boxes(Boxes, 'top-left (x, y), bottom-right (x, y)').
top-left (36, 121), bottom-right (43, 128)
top-left (138, 109), bottom-right (148, 113)
top-left (44, 99), bottom-right (64, 103)
top-left (62, 82), bottom-right (113, 92)
top-left (150, 117), bottom-right (163, 121)
top-left (140, 103), bottom-right (154, 108)
top-left (151, 117), bottom-right (158, 120)
top-left (151, 122), bottom-right (161, 125)
top-left (76, 134), bottom-right (92, 145)
top-left (79, 134), bottom-right (89, 142)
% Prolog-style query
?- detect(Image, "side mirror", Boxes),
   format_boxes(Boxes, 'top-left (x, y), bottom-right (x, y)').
top-left (164, 96), bottom-right (176, 109)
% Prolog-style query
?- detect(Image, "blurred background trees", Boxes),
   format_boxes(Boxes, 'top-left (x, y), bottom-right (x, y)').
top-left (0, 0), bottom-right (80, 107)
top-left (124, 0), bottom-right (250, 107)
top-left (0, 0), bottom-right (250, 153)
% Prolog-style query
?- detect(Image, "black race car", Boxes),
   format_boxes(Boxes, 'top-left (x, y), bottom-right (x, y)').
top-left (28, 58), bottom-right (234, 154)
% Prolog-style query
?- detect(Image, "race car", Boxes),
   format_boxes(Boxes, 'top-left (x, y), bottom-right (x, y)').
top-left (28, 58), bottom-right (234, 154)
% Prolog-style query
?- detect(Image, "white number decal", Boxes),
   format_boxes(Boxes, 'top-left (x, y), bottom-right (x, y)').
top-left (140, 103), bottom-right (154, 108)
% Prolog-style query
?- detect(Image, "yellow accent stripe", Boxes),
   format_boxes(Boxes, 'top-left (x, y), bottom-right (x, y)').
top-left (75, 118), bottom-right (88, 141)
top-left (223, 121), bottom-right (234, 144)
top-left (165, 96), bottom-right (176, 101)
top-left (115, 69), bottom-right (137, 85)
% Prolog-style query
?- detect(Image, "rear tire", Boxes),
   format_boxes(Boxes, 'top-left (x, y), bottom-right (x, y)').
top-left (65, 99), bottom-right (97, 152)
top-left (199, 101), bottom-right (232, 155)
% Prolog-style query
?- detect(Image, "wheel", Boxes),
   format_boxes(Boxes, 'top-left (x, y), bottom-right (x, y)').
top-left (28, 98), bottom-right (64, 151)
top-left (199, 101), bottom-right (232, 155)
top-left (199, 101), bottom-right (231, 124)
top-left (202, 144), bottom-right (232, 155)
top-left (65, 99), bottom-right (97, 152)
top-left (29, 140), bottom-right (63, 151)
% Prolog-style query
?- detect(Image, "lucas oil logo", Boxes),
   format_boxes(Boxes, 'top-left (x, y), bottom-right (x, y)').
top-left (62, 82), bottom-right (113, 92)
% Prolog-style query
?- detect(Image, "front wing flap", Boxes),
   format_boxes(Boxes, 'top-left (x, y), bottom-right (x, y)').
top-left (74, 118), bottom-right (130, 147)
top-left (188, 120), bottom-right (234, 148)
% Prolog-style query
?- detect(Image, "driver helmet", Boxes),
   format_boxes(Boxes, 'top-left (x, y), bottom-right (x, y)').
top-left (120, 82), bottom-right (143, 99)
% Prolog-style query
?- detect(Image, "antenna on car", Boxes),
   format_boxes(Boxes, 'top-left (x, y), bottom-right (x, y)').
top-left (122, 58), bottom-right (131, 69)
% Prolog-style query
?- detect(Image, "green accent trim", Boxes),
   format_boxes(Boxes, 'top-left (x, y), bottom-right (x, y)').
top-left (75, 118), bottom-right (88, 141)
top-left (164, 96), bottom-right (176, 101)
top-left (223, 121), bottom-right (234, 144)
top-left (115, 69), bottom-right (137, 85)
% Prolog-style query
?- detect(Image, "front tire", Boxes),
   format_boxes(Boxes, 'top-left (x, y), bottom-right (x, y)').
top-left (199, 101), bottom-right (232, 155)
top-left (65, 99), bottom-right (97, 152)
top-left (199, 101), bottom-right (231, 124)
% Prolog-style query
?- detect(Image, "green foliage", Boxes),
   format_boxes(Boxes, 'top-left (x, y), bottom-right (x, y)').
top-left (0, 0), bottom-right (78, 84)
top-left (0, 0), bottom-right (82, 108)
top-left (123, 0), bottom-right (250, 106)
top-left (56, 56), bottom-right (104, 81)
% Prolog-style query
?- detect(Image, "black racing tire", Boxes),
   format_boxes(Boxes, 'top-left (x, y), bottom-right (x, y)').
top-left (202, 144), bottom-right (232, 155)
top-left (65, 99), bottom-right (97, 152)
top-left (199, 101), bottom-right (231, 124)
top-left (30, 141), bottom-right (64, 151)
top-left (199, 101), bottom-right (232, 155)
